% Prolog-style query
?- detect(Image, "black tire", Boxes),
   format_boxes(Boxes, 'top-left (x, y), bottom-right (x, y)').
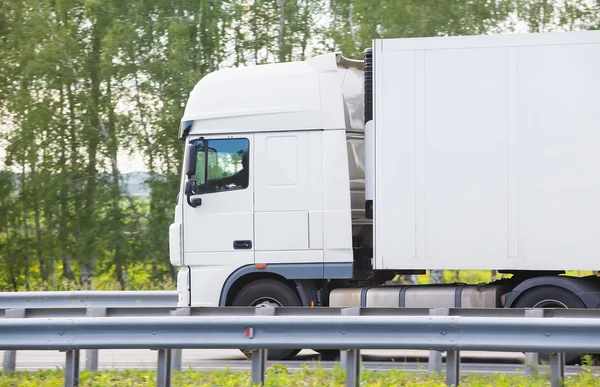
top-left (513, 285), bottom-right (586, 365)
top-left (232, 279), bottom-right (302, 361)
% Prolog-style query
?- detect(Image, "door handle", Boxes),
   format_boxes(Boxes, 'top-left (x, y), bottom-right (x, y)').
top-left (233, 240), bottom-right (252, 250)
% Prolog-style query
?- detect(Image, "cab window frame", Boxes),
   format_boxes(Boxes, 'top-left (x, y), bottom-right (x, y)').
top-left (190, 137), bottom-right (250, 195)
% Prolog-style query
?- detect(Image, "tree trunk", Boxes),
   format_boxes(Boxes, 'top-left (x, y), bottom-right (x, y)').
top-left (80, 21), bottom-right (104, 289)
top-left (107, 79), bottom-right (127, 290)
top-left (6, 228), bottom-right (18, 291)
top-left (62, 82), bottom-right (77, 282)
top-left (278, 0), bottom-right (286, 62)
top-left (20, 166), bottom-right (31, 290)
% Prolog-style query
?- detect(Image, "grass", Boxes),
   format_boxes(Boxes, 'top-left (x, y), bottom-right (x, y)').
top-left (0, 364), bottom-right (598, 386)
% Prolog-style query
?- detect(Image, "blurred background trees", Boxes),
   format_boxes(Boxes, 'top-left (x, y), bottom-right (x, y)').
top-left (0, 0), bottom-right (598, 290)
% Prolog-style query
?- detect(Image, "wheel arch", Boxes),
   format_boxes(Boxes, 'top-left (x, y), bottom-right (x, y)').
top-left (222, 272), bottom-right (299, 306)
top-left (219, 263), bottom-right (329, 306)
top-left (503, 275), bottom-right (600, 309)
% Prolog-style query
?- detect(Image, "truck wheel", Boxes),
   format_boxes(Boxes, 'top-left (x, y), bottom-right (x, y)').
top-left (513, 285), bottom-right (585, 365)
top-left (232, 279), bottom-right (302, 361)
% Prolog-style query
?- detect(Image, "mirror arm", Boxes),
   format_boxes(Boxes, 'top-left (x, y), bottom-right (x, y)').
top-left (186, 195), bottom-right (202, 208)
top-left (186, 195), bottom-right (195, 208)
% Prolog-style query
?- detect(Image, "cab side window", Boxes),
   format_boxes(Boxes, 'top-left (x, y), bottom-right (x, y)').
top-left (192, 138), bottom-right (249, 194)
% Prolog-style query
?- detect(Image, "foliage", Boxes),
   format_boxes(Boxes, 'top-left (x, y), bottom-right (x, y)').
top-left (0, 365), bottom-right (599, 386)
top-left (0, 0), bottom-right (599, 291)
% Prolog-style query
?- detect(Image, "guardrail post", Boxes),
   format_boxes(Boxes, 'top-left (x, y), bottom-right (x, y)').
top-left (64, 349), bottom-right (80, 387)
top-left (550, 352), bottom-right (565, 387)
top-left (524, 308), bottom-right (543, 375)
top-left (340, 308), bottom-right (361, 387)
top-left (250, 307), bottom-right (275, 386)
top-left (345, 347), bottom-right (360, 387)
top-left (157, 349), bottom-right (172, 387)
top-left (250, 346), bottom-right (267, 386)
top-left (429, 308), bottom-right (449, 374)
top-left (446, 349), bottom-right (460, 386)
top-left (85, 307), bottom-right (106, 371)
top-left (2, 308), bottom-right (25, 373)
top-left (170, 308), bottom-right (190, 371)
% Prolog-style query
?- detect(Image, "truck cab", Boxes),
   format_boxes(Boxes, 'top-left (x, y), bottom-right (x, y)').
top-left (169, 53), bottom-right (378, 313)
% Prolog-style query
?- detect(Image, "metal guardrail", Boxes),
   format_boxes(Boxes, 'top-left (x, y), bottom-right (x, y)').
top-left (4, 301), bottom-right (600, 374)
top-left (0, 290), bottom-right (178, 308)
top-left (1, 310), bottom-right (598, 387)
top-left (0, 290), bottom-right (178, 374)
top-left (3, 291), bottom-right (600, 386)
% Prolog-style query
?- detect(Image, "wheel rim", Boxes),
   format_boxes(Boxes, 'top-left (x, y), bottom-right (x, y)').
top-left (532, 299), bottom-right (568, 309)
top-left (251, 297), bottom-right (282, 308)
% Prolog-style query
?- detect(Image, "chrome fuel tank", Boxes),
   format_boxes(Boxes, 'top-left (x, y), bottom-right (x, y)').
top-left (329, 283), bottom-right (509, 309)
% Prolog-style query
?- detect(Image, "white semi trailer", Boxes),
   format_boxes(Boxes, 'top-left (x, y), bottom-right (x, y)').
top-left (170, 30), bottom-right (600, 361)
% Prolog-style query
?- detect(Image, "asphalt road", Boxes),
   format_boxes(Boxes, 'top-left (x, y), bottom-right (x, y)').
top-left (3, 348), bottom-right (592, 375)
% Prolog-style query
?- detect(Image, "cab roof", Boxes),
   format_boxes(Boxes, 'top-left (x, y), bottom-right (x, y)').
top-left (180, 53), bottom-right (364, 138)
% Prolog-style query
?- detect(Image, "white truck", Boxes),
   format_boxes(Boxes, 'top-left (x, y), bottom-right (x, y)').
top-left (170, 30), bottom-right (600, 361)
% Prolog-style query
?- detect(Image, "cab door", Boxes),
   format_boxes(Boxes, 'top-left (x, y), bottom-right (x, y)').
top-left (182, 135), bottom-right (254, 269)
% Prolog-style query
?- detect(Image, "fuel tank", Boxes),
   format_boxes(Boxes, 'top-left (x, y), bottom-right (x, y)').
top-left (329, 283), bottom-right (509, 308)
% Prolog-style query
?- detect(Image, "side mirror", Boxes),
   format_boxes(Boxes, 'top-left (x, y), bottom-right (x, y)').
top-left (186, 144), bottom-right (197, 179)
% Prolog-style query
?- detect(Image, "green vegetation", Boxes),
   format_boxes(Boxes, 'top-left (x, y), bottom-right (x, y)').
top-left (0, 365), bottom-right (598, 386)
top-left (1, 0), bottom-right (599, 292)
